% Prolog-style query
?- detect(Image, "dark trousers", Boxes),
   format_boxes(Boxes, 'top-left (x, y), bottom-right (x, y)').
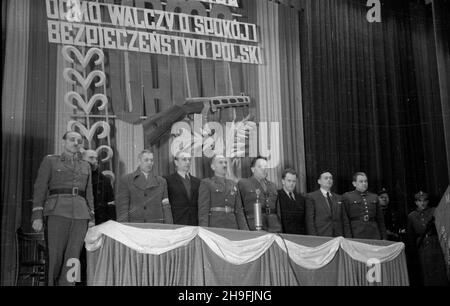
top-left (45, 216), bottom-right (88, 286)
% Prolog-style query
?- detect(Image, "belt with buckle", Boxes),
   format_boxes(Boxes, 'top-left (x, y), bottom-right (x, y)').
top-left (210, 207), bottom-right (235, 214)
top-left (351, 215), bottom-right (373, 222)
top-left (49, 188), bottom-right (86, 198)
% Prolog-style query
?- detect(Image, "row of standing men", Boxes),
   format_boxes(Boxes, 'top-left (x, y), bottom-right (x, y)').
top-left (115, 150), bottom-right (389, 241)
top-left (30, 132), bottom-right (447, 285)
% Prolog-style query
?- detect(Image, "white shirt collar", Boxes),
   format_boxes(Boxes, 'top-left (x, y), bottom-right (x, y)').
top-left (320, 188), bottom-right (331, 197)
top-left (141, 170), bottom-right (149, 179)
top-left (284, 188), bottom-right (295, 200)
top-left (177, 171), bottom-right (189, 179)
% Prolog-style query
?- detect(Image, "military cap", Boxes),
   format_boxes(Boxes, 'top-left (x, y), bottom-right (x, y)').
top-left (378, 188), bottom-right (388, 196)
top-left (414, 191), bottom-right (429, 201)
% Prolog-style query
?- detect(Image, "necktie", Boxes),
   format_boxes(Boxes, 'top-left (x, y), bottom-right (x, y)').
top-left (183, 174), bottom-right (191, 200)
top-left (326, 192), bottom-right (333, 216)
top-left (326, 192), bottom-right (335, 236)
top-left (289, 193), bottom-right (295, 201)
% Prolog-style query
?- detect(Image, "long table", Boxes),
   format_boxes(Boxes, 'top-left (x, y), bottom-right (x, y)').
top-left (85, 222), bottom-right (409, 286)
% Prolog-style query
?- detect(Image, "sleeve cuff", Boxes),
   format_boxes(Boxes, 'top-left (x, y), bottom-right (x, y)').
top-left (31, 209), bottom-right (43, 221)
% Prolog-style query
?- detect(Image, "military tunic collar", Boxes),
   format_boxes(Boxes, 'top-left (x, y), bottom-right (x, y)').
top-left (416, 207), bottom-right (431, 214)
top-left (212, 176), bottom-right (227, 184)
top-left (60, 152), bottom-right (82, 162)
top-left (354, 190), bottom-right (368, 197)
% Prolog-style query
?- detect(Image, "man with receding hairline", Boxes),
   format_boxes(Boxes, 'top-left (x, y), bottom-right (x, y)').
top-left (305, 171), bottom-right (349, 237)
top-left (31, 131), bottom-right (94, 286)
top-left (238, 156), bottom-right (282, 233)
top-left (278, 168), bottom-right (306, 235)
top-left (342, 172), bottom-right (387, 240)
top-left (165, 151), bottom-right (200, 226)
top-left (198, 155), bottom-right (248, 230)
top-left (82, 150), bottom-right (115, 225)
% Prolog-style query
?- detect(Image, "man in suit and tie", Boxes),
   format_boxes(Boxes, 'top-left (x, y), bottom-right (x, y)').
top-left (165, 151), bottom-right (200, 226)
top-left (305, 171), bottom-right (350, 237)
top-left (278, 168), bottom-right (306, 235)
top-left (116, 150), bottom-right (173, 224)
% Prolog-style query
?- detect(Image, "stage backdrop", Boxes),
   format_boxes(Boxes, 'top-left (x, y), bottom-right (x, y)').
top-left (1, 0), bottom-right (305, 285)
top-left (47, 0), bottom-right (306, 188)
top-left (2, 0), bottom-right (449, 286)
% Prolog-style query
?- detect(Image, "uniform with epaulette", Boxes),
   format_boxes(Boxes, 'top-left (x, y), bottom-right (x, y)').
top-left (407, 191), bottom-right (449, 286)
top-left (342, 190), bottom-right (387, 240)
top-left (198, 176), bottom-right (249, 230)
top-left (238, 177), bottom-right (282, 233)
top-left (32, 152), bottom-right (94, 285)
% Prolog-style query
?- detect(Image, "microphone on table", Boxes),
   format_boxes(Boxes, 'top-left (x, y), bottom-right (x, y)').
top-left (254, 189), bottom-right (263, 231)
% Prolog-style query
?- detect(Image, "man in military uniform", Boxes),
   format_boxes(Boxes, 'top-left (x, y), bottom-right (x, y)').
top-left (407, 191), bottom-right (449, 286)
top-left (82, 150), bottom-right (115, 225)
top-left (198, 155), bottom-right (248, 230)
top-left (238, 157), bottom-right (282, 233)
top-left (116, 150), bottom-right (173, 224)
top-left (378, 188), bottom-right (404, 241)
top-left (31, 131), bottom-right (95, 286)
top-left (342, 172), bottom-right (387, 240)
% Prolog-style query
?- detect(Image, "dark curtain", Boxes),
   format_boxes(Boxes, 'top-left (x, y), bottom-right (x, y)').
top-left (431, 0), bottom-right (450, 177)
top-left (299, 0), bottom-right (449, 219)
top-left (278, 3), bottom-right (307, 193)
top-left (1, 0), bottom-right (8, 85)
top-left (1, 0), bottom-right (57, 285)
top-left (1, 0), bottom-right (29, 286)
top-left (22, 0), bottom-right (58, 232)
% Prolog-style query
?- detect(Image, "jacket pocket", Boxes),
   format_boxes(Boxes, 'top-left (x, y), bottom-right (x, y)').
top-left (44, 197), bottom-right (58, 213)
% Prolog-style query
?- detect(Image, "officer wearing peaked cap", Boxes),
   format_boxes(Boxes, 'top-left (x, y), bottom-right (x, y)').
top-left (342, 172), bottom-right (387, 240)
top-left (407, 191), bottom-right (449, 286)
top-left (31, 131), bottom-right (95, 286)
top-left (198, 155), bottom-right (249, 230)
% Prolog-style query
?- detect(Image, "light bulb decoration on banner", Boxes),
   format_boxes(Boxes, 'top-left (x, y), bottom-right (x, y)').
top-left (62, 45), bottom-right (115, 184)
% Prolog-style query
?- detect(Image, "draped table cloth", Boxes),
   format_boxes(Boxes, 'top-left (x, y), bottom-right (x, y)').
top-left (85, 221), bottom-right (409, 286)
